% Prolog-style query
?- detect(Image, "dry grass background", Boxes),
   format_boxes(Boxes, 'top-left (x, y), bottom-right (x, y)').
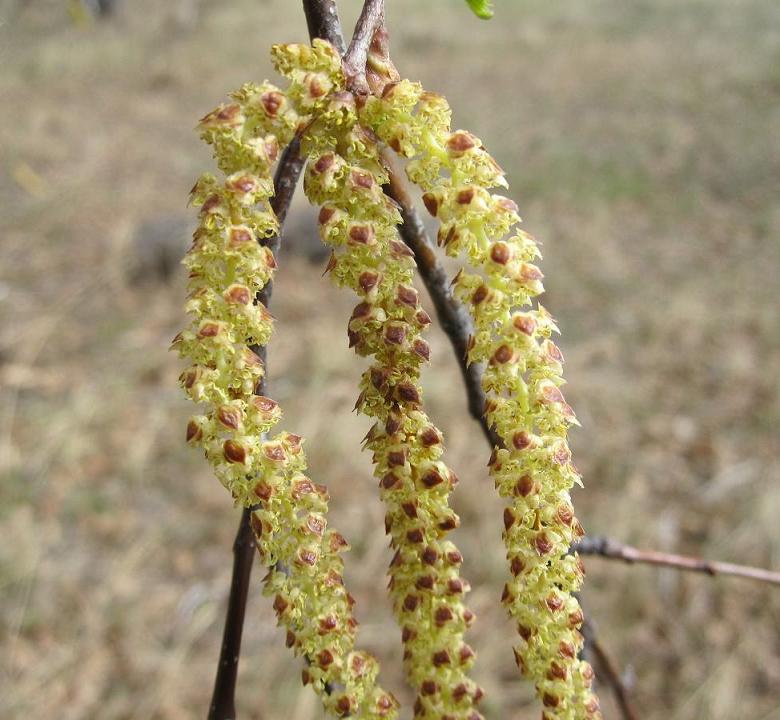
top-left (1, 0), bottom-right (780, 718)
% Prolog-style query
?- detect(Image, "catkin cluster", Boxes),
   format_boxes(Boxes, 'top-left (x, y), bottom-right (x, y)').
top-left (361, 81), bottom-right (601, 719)
top-left (174, 41), bottom-right (397, 718)
top-left (177, 35), bottom-right (598, 720)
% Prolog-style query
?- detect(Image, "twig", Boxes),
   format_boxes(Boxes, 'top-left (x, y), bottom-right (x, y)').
top-left (582, 619), bottom-right (640, 720)
top-left (577, 536), bottom-right (780, 587)
top-left (256, 138), bottom-right (305, 331)
top-left (342, 0), bottom-right (385, 94)
top-left (208, 508), bottom-right (256, 720)
top-left (208, 141), bottom-right (305, 720)
top-left (302, 0), bottom-right (346, 54)
top-left (383, 159), bottom-right (502, 449)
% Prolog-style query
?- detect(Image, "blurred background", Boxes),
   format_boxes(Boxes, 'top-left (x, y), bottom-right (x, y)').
top-left (1, 0), bottom-right (779, 718)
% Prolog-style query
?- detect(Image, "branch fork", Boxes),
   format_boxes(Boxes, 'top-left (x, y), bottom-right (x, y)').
top-left (341, 0), bottom-right (398, 96)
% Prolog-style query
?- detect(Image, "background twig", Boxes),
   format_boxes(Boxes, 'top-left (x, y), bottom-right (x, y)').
top-left (577, 535), bottom-right (780, 586)
top-left (582, 619), bottom-right (640, 720)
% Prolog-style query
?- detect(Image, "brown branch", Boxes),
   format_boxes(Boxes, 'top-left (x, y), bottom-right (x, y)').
top-left (208, 508), bottom-right (256, 720)
top-left (582, 619), bottom-right (640, 720)
top-left (302, 0), bottom-right (346, 53)
top-left (256, 138), bottom-right (305, 337)
top-left (342, 0), bottom-right (385, 94)
top-left (577, 536), bottom-right (780, 587)
top-left (208, 140), bottom-right (305, 720)
top-left (383, 159), bottom-right (502, 449)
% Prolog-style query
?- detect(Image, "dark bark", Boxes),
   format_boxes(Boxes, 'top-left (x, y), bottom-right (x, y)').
top-left (341, 0), bottom-right (385, 93)
top-left (383, 164), bottom-right (502, 450)
top-left (302, 0), bottom-right (346, 53)
top-left (208, 508), bottom-right (256, 720)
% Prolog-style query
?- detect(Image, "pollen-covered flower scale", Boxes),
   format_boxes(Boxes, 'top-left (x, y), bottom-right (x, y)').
top-left (361, 83), bottom-right (601, 719)
top-left (174, 48), bottom-right (397, 718)
top-left (289, 83), bottom-right (483, 718)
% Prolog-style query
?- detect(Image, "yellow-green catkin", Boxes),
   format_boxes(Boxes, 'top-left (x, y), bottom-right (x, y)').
top-left (361, 80), bottom-right (601, 719)
top-left (271, 45), bottom-right (485, 720)
top-left (173, 42), bottom-right (397, 718)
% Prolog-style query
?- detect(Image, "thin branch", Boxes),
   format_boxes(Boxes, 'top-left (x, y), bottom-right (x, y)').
top-left (302, 0), bottom-right (346, 53)
top-left (208, 508), bottom-right (256, 720)
top-left (208, 140), bottom-right (305, 720)
top-left (270, 140), bottom-right (304, 223)
top-left (577, 536), bottom-right (780, 586)
top-left (256, 139), bottom-right (305, 329)
top-left (383, 159), bottom-right (502, 449)
top-left (582, 619), bottom-right (640, 720)
top-left (342, 0), bottom-right (385, 94)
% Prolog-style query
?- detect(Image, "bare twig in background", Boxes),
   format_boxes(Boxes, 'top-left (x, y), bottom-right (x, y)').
top-left (577, 535), bottom-right (780, 587)
top-left (582, 619), bottom-right (640, 720)
top-left (208, 140), bottom-right (304, 720)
